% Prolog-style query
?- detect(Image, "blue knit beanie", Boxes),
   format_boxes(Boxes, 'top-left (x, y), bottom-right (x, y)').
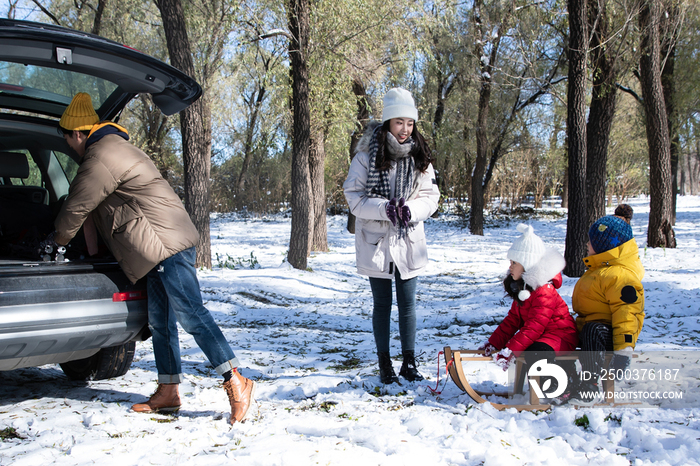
top-left (589, 215), bottom-right (633, 254)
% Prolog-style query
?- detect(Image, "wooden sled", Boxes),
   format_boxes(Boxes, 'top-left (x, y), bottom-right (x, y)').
top-left (444, 347), bottom-right (637, 411)
top-left (444, 346), bottom-right (552, 411)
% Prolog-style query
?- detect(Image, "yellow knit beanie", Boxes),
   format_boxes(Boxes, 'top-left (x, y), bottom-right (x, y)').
top-left (59, 93), bottom-right (99, 131)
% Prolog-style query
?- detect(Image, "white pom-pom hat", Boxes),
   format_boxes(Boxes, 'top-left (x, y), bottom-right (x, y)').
top-left (507, 224), bottom-right (546, 272)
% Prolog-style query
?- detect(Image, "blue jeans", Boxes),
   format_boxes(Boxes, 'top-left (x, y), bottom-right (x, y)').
top-left (369, 270), bottom-right (417, 354)
top-left (146, 247), bottom-right (239, 384)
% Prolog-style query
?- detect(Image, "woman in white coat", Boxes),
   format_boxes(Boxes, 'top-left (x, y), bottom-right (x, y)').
top-left (343, 88), bottom-right (440, 384)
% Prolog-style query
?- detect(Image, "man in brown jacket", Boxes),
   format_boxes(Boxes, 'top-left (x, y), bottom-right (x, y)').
top-left (54, 93), bottom-right (255, 424)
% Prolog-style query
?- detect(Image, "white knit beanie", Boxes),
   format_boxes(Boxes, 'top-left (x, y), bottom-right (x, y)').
top-left (382, 88), bottom-right (418, 122)
top-left (507, 224), bottom-right (546, 271)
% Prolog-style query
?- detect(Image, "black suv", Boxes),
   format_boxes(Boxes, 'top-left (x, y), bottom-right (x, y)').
top-left (0, 19), bottom-right (201, 380)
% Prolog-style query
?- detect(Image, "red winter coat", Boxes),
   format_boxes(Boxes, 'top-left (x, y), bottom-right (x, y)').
top-left (488, 249), bottom-right (578, 356)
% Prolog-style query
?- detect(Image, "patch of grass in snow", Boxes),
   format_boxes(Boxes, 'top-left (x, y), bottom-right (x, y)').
top-left (387, 400), bottom-right (414, 410)
top-left (221, 319), bottom-right (274, 328)
top-left (296, 366), bottom-right (318, 373)
top-left (235, 291), bottom-right (291, 307)
top-left (288, 401), bottom-right (338, 413)
top-left (487, 206), bottom-right (567, 224)
top-left (151, 416), bottom-right (177, 423)
top-left (320, 347), bottom-right (346, 354)
top-left (318, 401), bottom-right (337, 412)
top-left (327, 357), bottom-right (362, 372)
top-left (433, 317), bottom-right (501, 335)
top-left (369, 386), bottom-right (409, 399)
top-left (0, 427), bottom-right (24, 440)
top-left (215, 252), bottom-right (260, 269)
top-left (574, 414), bottom-right (591, 431)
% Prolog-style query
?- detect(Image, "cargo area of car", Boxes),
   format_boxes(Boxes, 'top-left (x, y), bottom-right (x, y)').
top-left (0, 133), bottom-right (149, 377)
top-left (0, 140), bottom-right (105, 265)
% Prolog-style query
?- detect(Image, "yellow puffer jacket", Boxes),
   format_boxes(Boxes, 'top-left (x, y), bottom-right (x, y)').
top-left (572, 239), bottom-right (645, 350)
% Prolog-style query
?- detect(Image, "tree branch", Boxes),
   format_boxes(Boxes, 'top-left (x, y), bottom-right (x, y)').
top-left (253, 28), bottom-right (295, 42)
top-left (31, 0), bottom-right (61, 25)
top-left (615, 83), bottom-right (644, 104)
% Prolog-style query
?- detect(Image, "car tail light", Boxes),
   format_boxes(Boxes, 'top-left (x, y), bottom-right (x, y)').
top-left (113, 290), bottom-right (147, 302)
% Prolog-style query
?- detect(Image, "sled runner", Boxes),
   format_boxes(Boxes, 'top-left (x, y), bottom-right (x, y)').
top-left (443, 347), bottom-right (552, 411)
top-left (443, 347), bottom-right (634, 411)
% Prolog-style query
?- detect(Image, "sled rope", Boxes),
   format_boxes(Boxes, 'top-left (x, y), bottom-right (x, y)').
top-left (427, 350), bottom-right (452, 395)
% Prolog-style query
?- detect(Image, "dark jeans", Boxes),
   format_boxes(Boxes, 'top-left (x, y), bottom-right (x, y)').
top-left (368, 270), bottom-right (417, 354)
top-left (516, 342), bottom-right (555, 391)
top-left (523, 341), bottom-right (556, 367)
top-left (520, 342), bottom-right (578, 395)
top-left (147, 247), bottom-right (239, 384)
top-left (579, 322), bottom-right (614, 384)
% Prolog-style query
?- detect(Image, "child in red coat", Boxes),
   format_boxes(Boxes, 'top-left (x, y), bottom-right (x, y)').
top-left (479, 224), bottom-right (578, 374)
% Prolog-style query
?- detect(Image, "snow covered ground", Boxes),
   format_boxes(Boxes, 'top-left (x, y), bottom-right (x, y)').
top-left (1, 196), bottom-right (699, 466)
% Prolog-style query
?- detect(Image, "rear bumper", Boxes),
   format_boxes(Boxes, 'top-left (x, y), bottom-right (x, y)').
top-left (0, 261), bottom-right (148, 371)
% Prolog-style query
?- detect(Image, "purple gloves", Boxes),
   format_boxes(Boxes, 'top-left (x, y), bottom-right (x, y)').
top-left (386, 198), bottom-right (411, 227)
top-left (397, 198), bottom-right (411, 226)
top-left (386, 198), bottom-right (399, 226)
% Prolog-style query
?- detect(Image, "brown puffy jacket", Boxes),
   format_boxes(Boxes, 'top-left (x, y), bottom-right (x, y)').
top-left (55, 125), bottom-right (199, 283)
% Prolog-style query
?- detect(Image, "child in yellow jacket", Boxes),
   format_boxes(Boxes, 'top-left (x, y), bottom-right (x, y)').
top-left (572, 215), bottom-right (645, 398)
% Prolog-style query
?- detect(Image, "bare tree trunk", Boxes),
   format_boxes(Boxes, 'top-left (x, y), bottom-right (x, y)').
top-left (470, 76), bottom-right (490, 236)
top-left (310, 129), bottom-right (328, 252)
top-left (470, 0), bottom-right (500, 236)
top-left (287, 0), bottom-right (313, 269)
top-left (461, 122), bottom-right (473, 205)
top-left (433, 69), bottom-right (447, 193)
top-left (431, 60), bottom-right (458, 195)
top-left (346, 77), bottom-right (370, 234)
top-left (237, 86), bottom-right (266, 193)
top-left (137, 94), bottom-right (172, 180)
top-left (678, 151), bottom-right (685, 195)
top-left (156, 0), bottom-right (211, 268)
top-left (561, 170), bottom-right (569, 208)
top-left (661, 8), bottom-right (678, 226)
top-left (638, 0), bottom-right (676, 248)
top-left (689, 143), bottom-right (700, 195)
top-left (586, 0), bottom-right (617, 226)
top-left (690, 146), bottom-right (700, 195)
top-left (564, 0), bottom-right (588, 278)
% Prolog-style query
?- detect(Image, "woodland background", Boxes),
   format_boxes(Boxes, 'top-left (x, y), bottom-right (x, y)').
top-left (4, 0), bottom-right (700, 273)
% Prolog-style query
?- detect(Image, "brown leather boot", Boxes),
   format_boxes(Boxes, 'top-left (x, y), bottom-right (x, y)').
top-left (223, 370), bottom-right (256, 424)
top-left (132, 383), bottom-right (181, 413)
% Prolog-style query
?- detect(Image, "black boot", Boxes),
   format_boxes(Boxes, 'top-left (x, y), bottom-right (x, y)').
top-left (399, 350), bottom-right (424, 382)
top-left (378, 352), bottom-right (399, 384)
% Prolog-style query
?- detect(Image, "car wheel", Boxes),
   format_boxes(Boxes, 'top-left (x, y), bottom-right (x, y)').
top-left (60, 341), bottom-right (136, 380)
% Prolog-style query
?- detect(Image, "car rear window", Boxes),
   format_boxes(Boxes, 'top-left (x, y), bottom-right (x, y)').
top-left (0, 62), bottom-right (118, 111)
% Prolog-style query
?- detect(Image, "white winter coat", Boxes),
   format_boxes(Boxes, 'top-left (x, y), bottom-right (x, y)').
top-left (343, 139), bottom-right (440, 280)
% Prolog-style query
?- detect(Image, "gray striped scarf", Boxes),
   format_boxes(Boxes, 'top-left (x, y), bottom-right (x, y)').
top-left (365, 125), bottom-right (415, 236)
